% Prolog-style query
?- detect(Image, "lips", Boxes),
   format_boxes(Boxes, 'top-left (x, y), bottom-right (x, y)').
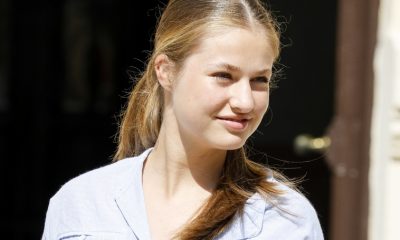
top-left (216, 116), bottom-right (250, 131)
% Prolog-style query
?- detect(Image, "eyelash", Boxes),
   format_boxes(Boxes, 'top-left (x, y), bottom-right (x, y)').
top-left (252, 76), bottom-right (269, 83)
top-left (212, 72), bottom-right (270, 84)
top-left (213, 72), bottom-right (232, 80)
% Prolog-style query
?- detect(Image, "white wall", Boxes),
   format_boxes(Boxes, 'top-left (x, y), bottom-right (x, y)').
top-left (369, 0), bottom-right (400, 239)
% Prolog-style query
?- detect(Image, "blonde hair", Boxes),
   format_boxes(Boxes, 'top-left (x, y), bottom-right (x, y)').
top-left (114, 0), bottom-right (286, 238)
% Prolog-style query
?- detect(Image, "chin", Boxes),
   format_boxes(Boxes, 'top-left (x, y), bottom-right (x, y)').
top-left (212, 135), bottom-right (248, 150)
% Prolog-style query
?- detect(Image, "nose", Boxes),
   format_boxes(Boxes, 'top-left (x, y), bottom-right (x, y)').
top-left (229, 80), bottom-right (255, 113)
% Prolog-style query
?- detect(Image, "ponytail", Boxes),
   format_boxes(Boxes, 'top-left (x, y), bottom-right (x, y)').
top-left (113, 59), bottom-right (163, 160)
top-left (113, 1), bottom-right (288, 239)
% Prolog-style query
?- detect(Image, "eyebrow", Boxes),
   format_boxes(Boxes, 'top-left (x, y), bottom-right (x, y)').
top-left (210, 62), bottom-right (271, 76)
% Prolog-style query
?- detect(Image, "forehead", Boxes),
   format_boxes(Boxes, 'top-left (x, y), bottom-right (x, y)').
top-left (185, 26), bottom-right (275, 72)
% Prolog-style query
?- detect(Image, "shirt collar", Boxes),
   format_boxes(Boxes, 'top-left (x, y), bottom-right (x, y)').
top-left (217, 193), bottom-right (268, 239)
top-left (113, 148), bottom-right (267, 239)
top-left (114, 148), bottom-right (153, 240)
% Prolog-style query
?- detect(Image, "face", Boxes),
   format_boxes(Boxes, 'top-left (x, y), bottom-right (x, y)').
top-left (165, 26), bottom-right (275, 150)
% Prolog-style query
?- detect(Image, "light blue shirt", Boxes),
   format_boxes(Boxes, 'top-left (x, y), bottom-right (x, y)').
top-left (42, 148), bottom-right (324, 239)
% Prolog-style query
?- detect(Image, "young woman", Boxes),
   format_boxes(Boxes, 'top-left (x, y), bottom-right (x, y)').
top-left (42, 0), bottom-right (324, 239)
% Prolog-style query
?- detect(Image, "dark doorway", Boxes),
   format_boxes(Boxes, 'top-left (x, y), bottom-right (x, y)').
top-left (252, 0), bottom-right (337, 238)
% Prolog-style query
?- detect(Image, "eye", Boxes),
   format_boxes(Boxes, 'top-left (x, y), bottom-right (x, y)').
top-left (251, 76), bottom-right (270, 84)
top-left (212, 72), bottom-right (232, 80)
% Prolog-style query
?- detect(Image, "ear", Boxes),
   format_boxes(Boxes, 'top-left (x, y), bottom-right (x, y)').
top-left (154, 54), bottom-right (174, 91)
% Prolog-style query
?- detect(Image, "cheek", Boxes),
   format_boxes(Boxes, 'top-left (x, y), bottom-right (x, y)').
top-left (254, 92), bottom-right (270, 114)
top-left (172, 77), bottom-right (214, 118)
top-left (187, 80), bottom-right (227, 111)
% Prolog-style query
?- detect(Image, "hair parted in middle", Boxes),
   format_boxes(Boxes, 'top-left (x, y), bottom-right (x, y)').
top-left (114, 0), bottom-right (288, 239)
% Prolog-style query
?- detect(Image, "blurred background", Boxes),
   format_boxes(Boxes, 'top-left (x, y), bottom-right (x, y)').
top-left (1, 0), bottom-right (399, 239)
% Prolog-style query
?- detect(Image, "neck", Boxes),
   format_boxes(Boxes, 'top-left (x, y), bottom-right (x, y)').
top-left (143, 123), bottom-right (227, 200)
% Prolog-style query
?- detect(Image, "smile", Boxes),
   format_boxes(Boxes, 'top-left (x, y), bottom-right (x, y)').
top-left (216, 117), bottom-right (250, 131)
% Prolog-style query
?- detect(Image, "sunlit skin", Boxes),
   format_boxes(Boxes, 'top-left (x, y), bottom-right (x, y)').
top-left (142, 26), bottom-right (275, 240)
